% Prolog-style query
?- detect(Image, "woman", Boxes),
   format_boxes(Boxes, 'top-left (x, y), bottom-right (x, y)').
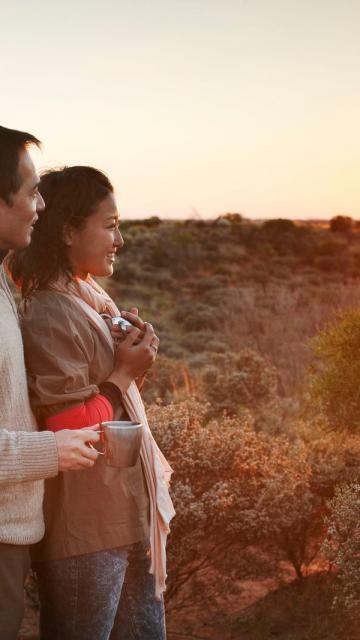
top-left (8, 166), bottom-right (175, 640)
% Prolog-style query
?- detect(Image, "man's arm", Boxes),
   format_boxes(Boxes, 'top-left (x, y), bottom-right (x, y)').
top-left (0, 428), bottom-right (99, 485)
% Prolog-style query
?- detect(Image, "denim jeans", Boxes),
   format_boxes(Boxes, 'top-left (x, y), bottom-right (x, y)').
top-left (34, 540), bottom-right (166, 640)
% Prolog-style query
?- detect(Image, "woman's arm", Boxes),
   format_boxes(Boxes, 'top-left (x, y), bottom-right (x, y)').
top-left (20, 294), bottom-right (155, 431)
top-left (45, 382), bottom-right (127, 431)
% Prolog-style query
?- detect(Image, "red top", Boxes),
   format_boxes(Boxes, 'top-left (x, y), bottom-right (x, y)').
top-left (46, 394), bottom-right (113, 431)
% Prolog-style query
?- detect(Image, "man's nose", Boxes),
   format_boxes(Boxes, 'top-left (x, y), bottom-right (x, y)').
top-left (36, 192), bottom-right (45, 212)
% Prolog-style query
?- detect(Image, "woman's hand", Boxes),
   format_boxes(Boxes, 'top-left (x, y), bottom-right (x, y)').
top-left (121, 308), bottom-right (145, 331)
top-left (121, 308), bottom-right (159, 353)
top-left (110, 308), bottom-right (145, 344)
top-left (111, 307), bottom-right (159, 351)
top-left (107, 322), bottom-right (159, 393)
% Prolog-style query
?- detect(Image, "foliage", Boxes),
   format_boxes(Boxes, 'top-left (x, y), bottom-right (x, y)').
top-left (223, 573), bottom-right (354, 640)
top-left (216, 212), bottom-right (243, 224)
top-left (146, 400), bottom-right (351, 612)
top-left (22, 216), bottom-right (360, 638)
top-left (313, 253), bottom-right (350, 274)
top-left (330, 215), bottom-right (353, 234)
top-left (111, 217), bottom-right (360, 405)
top-left (106, 217), bottom-right (360, 635)
top-left (322, 482), bottom-right (360, 619)
top-left (309, 308), bottom-right (360, 431)
top-left (200, 348), bottom-right (281, 430)
top-left (142, 355), bottom-right (195, 404)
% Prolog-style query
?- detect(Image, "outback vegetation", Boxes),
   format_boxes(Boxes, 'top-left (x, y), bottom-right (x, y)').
top-left (21, 215), bottom-right (360, 640)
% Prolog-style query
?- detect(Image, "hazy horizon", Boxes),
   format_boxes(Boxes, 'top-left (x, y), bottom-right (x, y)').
top-left (2, 0), bottom-right (360, 220)
top-left (116, 212), bottom-right (342, 222)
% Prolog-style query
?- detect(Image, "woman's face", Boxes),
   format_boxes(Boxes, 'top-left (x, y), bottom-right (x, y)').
top-left (66, 193), bottom-right (124, 279)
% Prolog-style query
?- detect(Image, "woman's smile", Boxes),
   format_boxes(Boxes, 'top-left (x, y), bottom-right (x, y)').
top-left (66, 193), bottom-right (123, 279)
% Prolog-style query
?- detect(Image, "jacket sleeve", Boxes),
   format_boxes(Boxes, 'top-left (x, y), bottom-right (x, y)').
top-left (0, 428), bottom-right (59, 485)
top-left (20, 294), bottom-right (101, 419)
top-left (20, 293), bottom-right (118, 423)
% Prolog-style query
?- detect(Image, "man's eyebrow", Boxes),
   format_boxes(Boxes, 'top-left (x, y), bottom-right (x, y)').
top-left (30, 179), bottom-right (40, 191)
top-left (105, 214), bottom-right (120, 221)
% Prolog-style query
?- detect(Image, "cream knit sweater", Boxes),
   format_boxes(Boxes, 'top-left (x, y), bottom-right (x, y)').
top-left (0, 265), bottom-right (59, 545)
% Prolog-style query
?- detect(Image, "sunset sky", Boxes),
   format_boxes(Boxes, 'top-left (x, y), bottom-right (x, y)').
top-left (2, 0), bottom-right (360, 220)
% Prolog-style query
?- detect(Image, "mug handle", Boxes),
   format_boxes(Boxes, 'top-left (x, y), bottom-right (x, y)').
top-left (88, 427), bottom-right (106, 455)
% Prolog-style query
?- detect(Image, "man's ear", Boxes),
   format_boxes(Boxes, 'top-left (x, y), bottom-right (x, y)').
top-left (0, 196), bottom-right (10, 215)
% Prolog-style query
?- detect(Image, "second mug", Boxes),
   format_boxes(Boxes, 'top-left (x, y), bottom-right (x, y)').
top-left (96, 421), bottom-right (143, 468)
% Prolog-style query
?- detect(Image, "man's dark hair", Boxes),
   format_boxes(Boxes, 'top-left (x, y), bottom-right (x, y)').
top-left (0, 125), bottom-right (41, 205)
top-left (8, 166), bottom-right (114, 297)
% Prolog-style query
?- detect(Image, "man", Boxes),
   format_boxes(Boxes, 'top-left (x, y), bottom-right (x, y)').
top-left (0, 125), bottom-right (100, 639)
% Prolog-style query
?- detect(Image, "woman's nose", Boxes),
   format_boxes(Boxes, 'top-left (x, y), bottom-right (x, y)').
top-left (115, 229), bottom-right (124, 249)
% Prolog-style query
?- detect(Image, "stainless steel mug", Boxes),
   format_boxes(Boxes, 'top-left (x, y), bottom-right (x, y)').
top-left (97, 421), bottom-right (143, 468)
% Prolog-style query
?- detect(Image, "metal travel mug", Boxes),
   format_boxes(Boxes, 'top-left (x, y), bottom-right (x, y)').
top-left (98, 421), bottom-right (143, 468)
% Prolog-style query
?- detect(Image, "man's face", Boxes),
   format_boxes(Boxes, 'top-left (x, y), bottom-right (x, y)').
top-left (0, 149), bottom-right (45, 250)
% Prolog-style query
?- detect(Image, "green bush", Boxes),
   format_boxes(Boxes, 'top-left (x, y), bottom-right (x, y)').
top-left (309, 308), bottom-right (360, 431)
top-left (322, 482), bottom-right (360, 618)
top-left (201, 349), bottom-right (281, 430)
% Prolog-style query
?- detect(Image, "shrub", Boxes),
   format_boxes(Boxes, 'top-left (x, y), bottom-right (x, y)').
top-left (180, 329), bottom-right (219, 354)
top-left (201, 349), bottom-right (281, 430)
top-left (262, 219), bottom-right (297, 234)
top-left (314, 239), bottom-right (346, 257)
top-left (146, 400), bottom-right (340, 611)
top-left (309, 308), bottom-right (360, 431)
top-left (314, 254), bottom-right (349, 274)
top-left (143, 355), bottom-right (195, 404)
top-left (172, 301), bottom-right (222, 332)
top-left (322, 482), bottom-right (360, 618)
top-left (330, 215), bottom-right (353, 234)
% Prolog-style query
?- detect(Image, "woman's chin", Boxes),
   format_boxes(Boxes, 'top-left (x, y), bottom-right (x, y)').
top-left (92, 265), bottom-right (114, 278)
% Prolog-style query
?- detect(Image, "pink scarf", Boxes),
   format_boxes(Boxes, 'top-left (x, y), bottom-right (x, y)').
top-left (52, 275), bottom-right (175, 598)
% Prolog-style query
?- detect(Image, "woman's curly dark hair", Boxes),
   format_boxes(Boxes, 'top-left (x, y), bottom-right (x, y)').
top-left (8, 166), bottom-right (114, 297)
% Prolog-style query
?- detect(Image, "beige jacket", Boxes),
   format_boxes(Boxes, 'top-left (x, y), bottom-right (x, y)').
top-left (20, 291), bottom-right (150, 561)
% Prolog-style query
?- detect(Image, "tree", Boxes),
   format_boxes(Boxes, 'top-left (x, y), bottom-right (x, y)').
top-left (142, 215), bottom-right (162, 227)
top-left (329, 215), bottom-right (353, 234)
top-left (217, 212), bottom-right (243, 224)
top-left (309, 308), bottom-right (360, 432)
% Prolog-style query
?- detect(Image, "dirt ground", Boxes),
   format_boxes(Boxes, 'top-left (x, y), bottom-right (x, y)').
top-left (17, 572), bottom-right (289, 640)
top-left (19, 570), bottom-right (359, 640)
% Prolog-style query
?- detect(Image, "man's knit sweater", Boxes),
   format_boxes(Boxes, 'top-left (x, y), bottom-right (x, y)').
top-left (0, 264), bottom-right (59, 545)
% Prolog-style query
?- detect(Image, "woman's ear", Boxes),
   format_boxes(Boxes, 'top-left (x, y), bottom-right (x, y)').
top-left (63, 224), bottom-right (74, 247)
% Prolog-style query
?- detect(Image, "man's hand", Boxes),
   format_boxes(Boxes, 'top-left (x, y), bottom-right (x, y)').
top-left (54, 428), bottom-right (100, 472)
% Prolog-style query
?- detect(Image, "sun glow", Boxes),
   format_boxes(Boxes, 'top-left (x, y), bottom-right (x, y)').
top-left (2, 0), bottom-right (360, 220)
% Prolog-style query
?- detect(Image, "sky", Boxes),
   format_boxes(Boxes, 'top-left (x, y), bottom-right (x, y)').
top-left (2, 0), bottom-right (360, 220)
